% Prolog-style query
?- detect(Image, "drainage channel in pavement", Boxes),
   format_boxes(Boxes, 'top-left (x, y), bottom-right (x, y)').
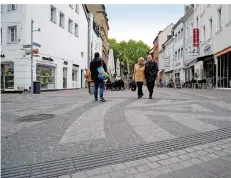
top-left (2, 127), bottom-right (231, 178)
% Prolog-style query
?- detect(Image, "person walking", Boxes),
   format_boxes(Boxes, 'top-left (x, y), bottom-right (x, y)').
top-left (133, 57), bottom-right (145, 98)
top-left (85, 68), bottom-right (92, 94)
top-left (90, 52), bottom-right (107, 102)
top-left (145, 55), bottom-right (158, 99)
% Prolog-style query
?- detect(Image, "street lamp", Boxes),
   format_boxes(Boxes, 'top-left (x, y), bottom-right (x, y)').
top-left (30, 19), bottom-right (40, 94)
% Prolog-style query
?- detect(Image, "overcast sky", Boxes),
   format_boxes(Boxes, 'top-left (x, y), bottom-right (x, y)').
top-left (106, 4), bottom-right (184, 48)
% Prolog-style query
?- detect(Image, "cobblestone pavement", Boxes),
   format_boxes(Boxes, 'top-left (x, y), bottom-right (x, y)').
top-left (1, 88), bottom-right (231, 177)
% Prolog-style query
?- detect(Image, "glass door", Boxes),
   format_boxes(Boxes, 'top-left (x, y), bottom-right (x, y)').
top-left (1, 63), bottom-right (14, 90)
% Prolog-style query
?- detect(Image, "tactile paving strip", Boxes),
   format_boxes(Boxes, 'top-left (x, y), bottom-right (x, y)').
top-left (2, 127), bottom-right (231, 178)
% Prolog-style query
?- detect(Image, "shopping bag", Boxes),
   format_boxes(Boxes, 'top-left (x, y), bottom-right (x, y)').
top-left (97, 66), bottom-right (109, 80)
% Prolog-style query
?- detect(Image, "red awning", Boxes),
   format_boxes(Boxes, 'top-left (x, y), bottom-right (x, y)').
top-left (215, 46), bottom-right (231, 57)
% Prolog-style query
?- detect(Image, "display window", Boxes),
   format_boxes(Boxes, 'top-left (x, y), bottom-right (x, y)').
top-left (36, 65), bottom-right (55, 89)
top-left (1, 63), bottom-right (14, 90)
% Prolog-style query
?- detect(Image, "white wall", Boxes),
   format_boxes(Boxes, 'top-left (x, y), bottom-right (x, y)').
top-left (1, 4), bottom-right (89, 90)
top-left (164, 38), bottom-right (174, 72)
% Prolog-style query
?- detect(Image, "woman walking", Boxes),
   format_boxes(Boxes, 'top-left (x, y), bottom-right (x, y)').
top-left (133, 57), bottom-right (145, 98)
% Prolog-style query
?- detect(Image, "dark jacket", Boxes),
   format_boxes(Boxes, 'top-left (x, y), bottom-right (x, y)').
top-left (145, 60), bottom-right (158, 83)
top-left (90, 57), bottom-right (107, 81)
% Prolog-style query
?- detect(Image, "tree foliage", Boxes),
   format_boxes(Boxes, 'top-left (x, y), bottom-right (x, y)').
top-left (109, 38), bottom-right (150, 73)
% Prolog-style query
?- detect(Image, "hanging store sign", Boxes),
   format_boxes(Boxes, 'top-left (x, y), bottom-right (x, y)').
top-left (193, 28), bottom-right (199, 47)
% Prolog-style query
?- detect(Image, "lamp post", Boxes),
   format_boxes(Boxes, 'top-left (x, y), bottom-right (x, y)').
top-left (30, 19), bottom-right (40, 94)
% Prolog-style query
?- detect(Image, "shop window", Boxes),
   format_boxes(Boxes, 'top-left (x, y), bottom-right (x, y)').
top-left (36, 65), bottom-right (55, 89)
top-left (63, 68), bottom-right (67, 88)
top-left (1, 63), bottom-right (14, 90)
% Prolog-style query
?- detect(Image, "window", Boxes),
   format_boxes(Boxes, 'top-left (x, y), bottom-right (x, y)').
top-left (50, 6), bottom-right (56, 23)
top-left (175, 34), bottom-right (177, 42)
top-left (178, 31), bottom-right (180, 41)
top-left (203, 25), bottom-right (206, 41)
top-left (74, 23), bottom-right (78, 37)
top-left (196, 17), bottom-right (199, 28)
top-left (188, 46), bottom-right (191, 52)
top-left (8, 26), bottom-right (17, 43)
top-left (8, 4), bottom-right (17, 11)
top-left (181, 48), bottom-right (183, 59)
top-left (75, 4), bottom-right (79, 13)
top-left (178, 49), bottom-right (180, 60)
top-left (229, 5), bottom-right (231, 21)
top-left (186, 26), bottom-right (189, 38)
top-left (59, 12), bottom-right (64, 28)
top-left (181, 29), bottom-right (183, 39)
top-left (68, 19), bottom-right (73, 33)
top-left (175, 52), bottom-right (177, 61)
top-left (190, 22), bottom-right (193, 36)
top-left (69, 4), bottom-right (73, 9)
top-left (209, 18), bottom-right (212, 37)
top-left (217, 7), bottom-right (222, 29)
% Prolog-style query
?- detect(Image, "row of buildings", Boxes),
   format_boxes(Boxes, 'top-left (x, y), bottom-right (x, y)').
top-left (150, 4), bottom-right (231, 89)
top-left (1, 4), bottom-right (111, 91)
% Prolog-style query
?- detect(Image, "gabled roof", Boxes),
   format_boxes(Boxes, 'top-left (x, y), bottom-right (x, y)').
top-left (172, 16), bottom-right (184, 31)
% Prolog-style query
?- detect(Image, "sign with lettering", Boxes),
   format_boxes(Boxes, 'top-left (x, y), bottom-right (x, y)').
top-left (193, 28), bottom-right (199, 47)
top-left (204, 44), bottom-right (212, 54)
top-left (42, 57), bottom-right (53, 62)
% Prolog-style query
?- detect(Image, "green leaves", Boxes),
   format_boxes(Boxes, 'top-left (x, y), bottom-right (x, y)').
top-left (109, 38), bottom-right (149, 74)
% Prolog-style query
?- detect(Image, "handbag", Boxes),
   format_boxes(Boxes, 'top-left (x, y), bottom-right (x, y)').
top-left (131, 82), bottom-right (136, 92)
top-left (97, 60), bottom-right (109, 80)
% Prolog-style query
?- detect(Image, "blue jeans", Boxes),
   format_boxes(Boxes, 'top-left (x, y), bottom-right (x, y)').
top-left (94, 79), bottom-right (104, 98)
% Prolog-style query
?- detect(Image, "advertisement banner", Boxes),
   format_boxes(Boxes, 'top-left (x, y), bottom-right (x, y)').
top-left (193, 28), bottom-right (199, 47)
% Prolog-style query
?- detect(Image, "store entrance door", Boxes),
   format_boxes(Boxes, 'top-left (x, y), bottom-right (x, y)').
top-left (1, 63), bottom-right (14, 90)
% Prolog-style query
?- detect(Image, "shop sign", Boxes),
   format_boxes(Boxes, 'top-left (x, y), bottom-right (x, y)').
top-left (64, 61), bottom-right (68, 65)
top-left (204, 44), bottom-right (212, 54)
top-left (73, 64), bottom-right (79, 67)
top-left (42, 57), bottom-right (54, 62)
top-left (193, 28), bottom-right (199, 47)
top-left (23, 42), bottom-right (41, 48)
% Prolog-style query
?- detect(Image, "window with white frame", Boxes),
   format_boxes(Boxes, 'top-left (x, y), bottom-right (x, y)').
top-left (181, 29), bottom-right (183, 39)
top-left (8, 4), bottom-right (17, 11)
top-left (8, 26), bottom-right (17, 43)
top-left (175, 34), bottom-right (177, 43)
top-left (175, 52), bottom-right (177, 61)
top-left (217, 7), bottom-right (222, 29)
top-left (196, 17), bottom-right (199, 28)
top-left (69, 4), bottom-right (73, 9)
top-left (186, 26), bottom-right (189, 38)
top-left (178, 49), bottom-right (180, 60)
top-left (209, 18), bottom-right (212, 38)
top-left (75, 4), bottom-right (79, 13)
top-left (190, 22), bottom-right (193, 36)
top-left (178, 31), bottom-right (180, 41)
top-left (181, 48), bottom-right (183, 59)
top-left (50, 5), bottom-right (56, 23)
top-left (59, 12), bottom-right (64, 28)
top-left (203, 25), bottom-right (206, 41)
top-left (68, 19), bottom-right (73, 33)
top-left (74, 23), bottom-right (79, 37)
top-left (1, 28), bottom-right (2, 44)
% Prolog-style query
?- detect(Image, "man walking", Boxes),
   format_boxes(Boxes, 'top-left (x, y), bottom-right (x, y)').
top-left (145, 55), bottom-right (158, 99)
top-left (90, 52), bottom-right (106, 102)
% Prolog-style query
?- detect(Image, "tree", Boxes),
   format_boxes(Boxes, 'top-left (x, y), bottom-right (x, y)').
top-left (109, 38), bottom-right (149, 74)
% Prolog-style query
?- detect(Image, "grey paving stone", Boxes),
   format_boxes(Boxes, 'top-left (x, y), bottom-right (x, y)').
top-left (185, 148), bottom-right (195, 153)
top-left (135, 164), bottom-right (151, 172)
top-left (178, 160), bottom-right (194, 168)
top-left (98, 165), bottom-right (114, 174)
top-left (199, 155), bottom-right (213, 162)
top-left (158, 154), bottom-right (170, 160)
top-left (204, 149), bottom-right (215, 153)
top-left (155, 175), bottom-right (174, 178)
top-left (197, 160), bottom-right (231, 176)
top-left (216, 151), bottom-right (227, 157)
top-left (189, 158), bottom-right (203, 165)
top-left (196, 150), bottom-right (208, 156)
top-left (132, 172), bottom-right (150, 178)
top-left (168, 163), bottom-right (185, 171)
top-left (191, 171), bottom-right (217, 178)
top-left (157, 166), bottom-right (174, 174)
top-left (178, 154), bottom-right (191, 161)
top-left (221, 155), bottom-right (231, 162)
top-left (146, 169), bottom-right (162, 177)
top-left (169, 165), bottom-right (205, 178)
top-left (122, 167), bottom-right (138, 176)
top-left (221, 172), bottom-right (231, 178)
top-left (109, 170), bottom-right (125, 178)
top-left (207, 153), bottom-right (220, 159)
top-left (59, 175), bottom-right (71, 178)
top-left (211, 147), bottom-right (222, 151)
top-left (124, 161), bottom-right (139, 168)
top-left (167, 157), bottom-right (181, 163)
top-left (86, 168), bottom-right (101, 177)
top-left (135, 158), bottom-right (150, 165)
top-left (193, 146), bottom-right (204, 151)
top-left (158, 159), bottom-right (172, 166)
top-left (93, 174), bottom-right (110, 178)
top-left (187, 152), bottom-right (200, 158)
top-left (177, 150), bottom-right (188, 155)
top-left (147, 156), bottom-right (160, 162)
top-left (111, 163), bottom-right (127, 171)
top-left (167, 151), bottom-right (179, 157)
top-left (71, 171), bottom-right (87, 178)
top-left (147, 162), bottom-right (162, 169)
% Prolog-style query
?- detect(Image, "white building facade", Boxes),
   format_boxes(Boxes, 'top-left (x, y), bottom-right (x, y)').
top-left (182, 5), bottom-right (196, 82)
top-left (1, 4), bottom-right (89, 91)
top-left (88, 13), bottom-right (102, 66)
top-left (158, 23), bottom-right (174, 80)
top-left (173, 17), bottom-right (185, 82)
top-left (163, 36), bottom-right (174, 81)
top-left (194, 4), bottom-right (231, 88)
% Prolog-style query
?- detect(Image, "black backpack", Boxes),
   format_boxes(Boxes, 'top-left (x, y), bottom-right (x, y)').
top-left (131, 82), bottom-right (136, 92)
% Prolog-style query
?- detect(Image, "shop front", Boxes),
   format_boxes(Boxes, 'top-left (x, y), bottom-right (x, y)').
top-left (216, 46), bottom-right (231, 89)
top-left (72, 64), bottom-right (79, 88)
top-left (1, 62), bottom-right (14, 91)
top-left (36, 57), bottom-right (56, 90)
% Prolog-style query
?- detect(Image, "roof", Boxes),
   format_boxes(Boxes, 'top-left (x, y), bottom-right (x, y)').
top-left (82, 5), bottom-right (90, 21)
top-left (172, 16), bottom-right (184, 30)
top-left (163, 35), bottom-right (173, 46)
top-left (153, 31), bottom-right (162, 43)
